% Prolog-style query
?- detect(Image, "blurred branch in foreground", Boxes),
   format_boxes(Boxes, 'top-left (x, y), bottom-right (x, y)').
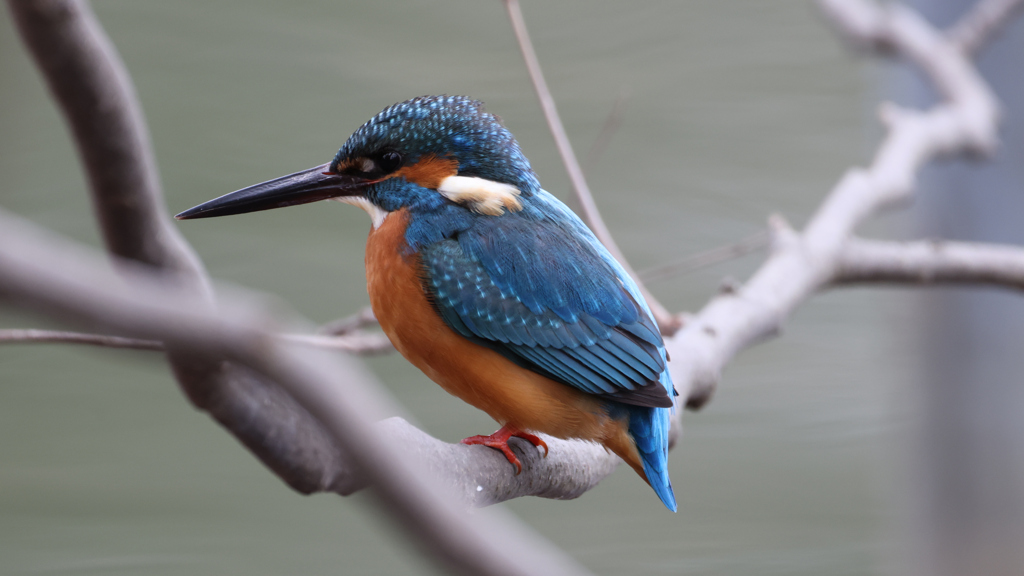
top-left (7, 0), bottom-right (370, 511)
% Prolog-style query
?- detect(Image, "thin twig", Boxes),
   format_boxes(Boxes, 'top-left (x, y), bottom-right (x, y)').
top-left (639, 230), bottom-right (772, 284)
top-left (0, 329), bottom-right (163, 350)
top-left (584, 87), bottom-right (631, 171)
top-left (318, 306), bottom-right (378, 335)
top-left (948, 0), bottom-right (1024, 54)
top-left (502, 0), bottom-right (679, 334)
top-left (0, 328), bottom-right (396, 355)
top-left (284, 333), bottom-right (395, 354)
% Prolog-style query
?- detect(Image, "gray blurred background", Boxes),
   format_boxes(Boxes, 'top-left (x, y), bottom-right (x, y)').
top-left (3, 1), bottom-right (1016, 574)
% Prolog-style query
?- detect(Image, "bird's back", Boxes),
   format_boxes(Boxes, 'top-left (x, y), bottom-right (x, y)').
top-left (367, 188), bottom-right (677, 511)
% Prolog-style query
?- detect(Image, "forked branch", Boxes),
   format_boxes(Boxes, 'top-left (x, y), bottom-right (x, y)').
top-left (664, 0), bottom-right (1013, 409)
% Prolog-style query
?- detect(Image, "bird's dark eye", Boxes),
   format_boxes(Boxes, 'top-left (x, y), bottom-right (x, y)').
top-left (379, 150), bottom-right (402, 173)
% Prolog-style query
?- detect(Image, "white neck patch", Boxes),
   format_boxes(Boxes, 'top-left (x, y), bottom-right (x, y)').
top-left (333, 196), bottom-right (390, 229)
top-left (437, 175), bottom-right (522, 216)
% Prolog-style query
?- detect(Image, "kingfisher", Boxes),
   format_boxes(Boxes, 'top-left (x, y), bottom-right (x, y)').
top-left (177, 95), bottom-right (677, 511)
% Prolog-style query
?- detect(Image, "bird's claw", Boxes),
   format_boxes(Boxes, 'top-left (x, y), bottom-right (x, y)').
top-left (461, 424), bottom-right (548, 475)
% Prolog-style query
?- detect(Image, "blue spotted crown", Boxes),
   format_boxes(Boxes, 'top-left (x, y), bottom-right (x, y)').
top-left (332, 96), bottom-right (541, 195)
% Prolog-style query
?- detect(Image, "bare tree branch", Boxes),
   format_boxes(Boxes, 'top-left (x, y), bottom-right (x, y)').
top-left (7, 0), bottom-right (206, 284)
top-left (835, 238), bottom-right (1024, 290)
top-left (667, 0), bottom-right (1006, 410)
top-left (8, 0), bottom-right (356, 503)
top-left (502, 0), bottom-right (680, 334)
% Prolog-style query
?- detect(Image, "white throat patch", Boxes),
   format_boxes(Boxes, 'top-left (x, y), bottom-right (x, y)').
top-left (333, 196), bottom-right (390, 229)
top-left (437, 175), bottom-right (522, 216)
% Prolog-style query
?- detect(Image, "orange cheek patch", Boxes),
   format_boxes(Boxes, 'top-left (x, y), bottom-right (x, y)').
top-left (393, 155), bottom-right (459, 190)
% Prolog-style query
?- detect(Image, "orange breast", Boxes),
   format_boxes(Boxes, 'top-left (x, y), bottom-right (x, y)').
top-left (363, 209), bottom-right (639, 460)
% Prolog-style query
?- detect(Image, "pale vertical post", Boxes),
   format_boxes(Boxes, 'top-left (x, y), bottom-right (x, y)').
top-left (899, 1), bottom-right (1024, 574)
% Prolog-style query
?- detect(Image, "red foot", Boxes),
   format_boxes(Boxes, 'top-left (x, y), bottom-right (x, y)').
top-left (461, 424), bottom-right (549, 474)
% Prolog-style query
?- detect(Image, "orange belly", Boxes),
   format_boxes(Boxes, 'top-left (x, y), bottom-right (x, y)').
top-left (363, 209), bottom-right (642, 472)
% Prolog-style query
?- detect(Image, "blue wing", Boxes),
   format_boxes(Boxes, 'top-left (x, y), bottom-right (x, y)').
top-left (418, 191), bottom-right (673, 408)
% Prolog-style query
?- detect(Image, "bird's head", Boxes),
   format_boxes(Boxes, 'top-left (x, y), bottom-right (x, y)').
top-left (176, 95), bottom-right (541, 224)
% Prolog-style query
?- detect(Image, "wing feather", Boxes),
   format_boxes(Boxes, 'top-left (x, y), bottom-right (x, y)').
top-left (420, 223), bottom-right (671, 408)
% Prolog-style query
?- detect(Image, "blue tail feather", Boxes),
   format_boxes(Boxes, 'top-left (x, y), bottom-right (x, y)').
top-left (628, 403), bottom-right (677, 512)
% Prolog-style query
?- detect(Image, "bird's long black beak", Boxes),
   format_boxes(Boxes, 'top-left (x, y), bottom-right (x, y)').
top-left (175, 163), bottom-right (369, 220)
